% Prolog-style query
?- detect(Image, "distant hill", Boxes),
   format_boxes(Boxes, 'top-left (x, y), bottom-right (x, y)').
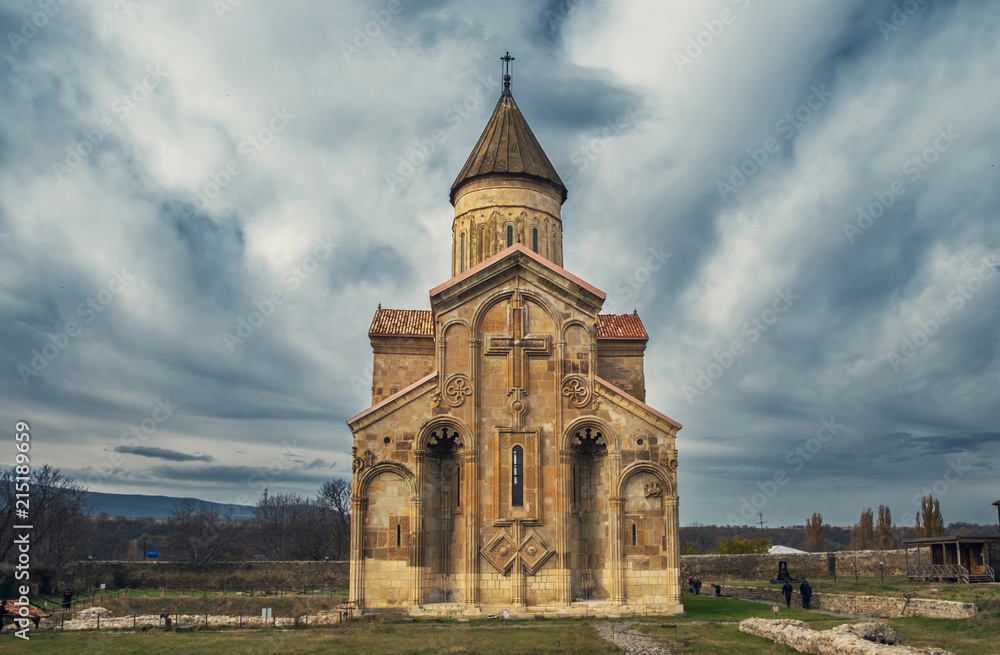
top-left (85, 491), bottom-right (254, 520)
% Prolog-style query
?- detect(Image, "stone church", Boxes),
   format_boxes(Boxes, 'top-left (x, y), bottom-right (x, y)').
top-left (347, 62), bottom-right (682, 615)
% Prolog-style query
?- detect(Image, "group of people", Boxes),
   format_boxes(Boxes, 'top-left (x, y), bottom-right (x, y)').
top-left (782, 578), bottom-right (812, 609)
top-left (686, 576), bottom-right (722, 596)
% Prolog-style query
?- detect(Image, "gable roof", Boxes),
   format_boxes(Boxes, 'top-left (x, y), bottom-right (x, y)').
top-left (450, 89), bottom-right (566, 204)
top-left (429, 243), bottom-right (604, 301)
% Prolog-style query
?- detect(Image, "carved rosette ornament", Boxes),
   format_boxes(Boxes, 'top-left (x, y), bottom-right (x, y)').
top-left (351, 447), bottom-right (375, 473)
top-left (442, 373), bottom-right (473, 407)
top-left (561, 374), bottom-right (591, 408)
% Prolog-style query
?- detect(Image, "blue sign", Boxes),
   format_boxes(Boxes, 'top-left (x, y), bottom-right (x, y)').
top-left (146, 552), bottom-right (159, 558)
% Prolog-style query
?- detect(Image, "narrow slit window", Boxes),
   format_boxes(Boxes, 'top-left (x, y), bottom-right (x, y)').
top-left (511, 445), bottom-right (523, 507)
top-left (632, 523), bottom-right (637, 546)
top-left (456, 465), bottom-right (461, 507)
top-left (460, 232), bottom-right (465, 272)
top-left (506, 225), bottom-right (513, 247)
top-left (478, 226), bottom-right (485, 260)
top-left (396, 523), bottom-right (402, 548)
top-left (532, 228), bottom-right (538, 253)
top-left (572, 466), bottom-right (577, 504)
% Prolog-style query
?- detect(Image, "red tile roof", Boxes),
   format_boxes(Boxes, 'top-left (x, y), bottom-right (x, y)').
top-left (368, 309), bottom-right (434, 338)
top-left (369, 309), bottom-right (648, 341)
top-left (597, 314), bottom-right (648, 340)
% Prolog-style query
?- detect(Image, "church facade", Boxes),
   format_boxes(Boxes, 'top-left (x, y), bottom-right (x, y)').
top-left (347, 67), bottom-right (682, 615)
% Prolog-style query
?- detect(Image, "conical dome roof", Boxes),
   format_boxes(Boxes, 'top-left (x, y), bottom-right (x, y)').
top-left (450, 86), bottom-right (566, 204)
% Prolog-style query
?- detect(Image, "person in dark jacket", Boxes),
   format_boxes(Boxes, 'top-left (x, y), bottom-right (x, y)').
top-left (62, 589), bottom-right (72, 610)
top-left (0, 600), bottom-right (8, 632)
top-left (799, 579), bottom-right (812, 609)
top-left (693, 577), bottom-right (702, 595)
top-left (782, 580), bottom-right (793, 607)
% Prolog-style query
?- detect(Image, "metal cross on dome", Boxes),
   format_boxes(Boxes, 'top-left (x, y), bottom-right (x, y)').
top-left (501, 51), bottom-right (514, 92)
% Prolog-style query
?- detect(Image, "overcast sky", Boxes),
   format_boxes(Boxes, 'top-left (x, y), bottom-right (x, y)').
top-left (1, 0), bottom-right (998, 529)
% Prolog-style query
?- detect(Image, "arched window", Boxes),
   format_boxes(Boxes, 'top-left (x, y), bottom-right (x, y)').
top-left (632, 523), bottom-right (637, 546)
top-left (532, 228), bottom-right (538, 253)
top-left (478, 226), bottom-right (485, 261)
top-left (460, 232), bottom-right (465, 272)
top-left (511, 445), bottom-right (523, 506)
top-left (396, 523), bottom-right (402, 548)
top-left (506, 225), bottom-right (513, 247)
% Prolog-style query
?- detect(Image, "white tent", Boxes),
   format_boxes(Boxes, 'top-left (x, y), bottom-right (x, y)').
top-left (769, 545), bottom-right (807, 554)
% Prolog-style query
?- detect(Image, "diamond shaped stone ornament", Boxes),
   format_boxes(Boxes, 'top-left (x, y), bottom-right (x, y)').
top-left (482, 530), bottom-right (517, 574)
top-left (518, 529), bottom-right (555, 575)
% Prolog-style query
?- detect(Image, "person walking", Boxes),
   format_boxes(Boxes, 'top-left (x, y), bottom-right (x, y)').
top-left (799, 578), bottom-right (812, 610)
top-left (688, 576), bottom-right (694, 594)
top-left (62, 589), bottom-right (72, 611)
top-left (782, 580), bottom-right (792, 608)
top-left (693, 577), bottom-right (702, 595)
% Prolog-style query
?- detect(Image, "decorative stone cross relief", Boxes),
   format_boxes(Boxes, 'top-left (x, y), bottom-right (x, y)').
top-left (484, 290), bottom-right (550, 429)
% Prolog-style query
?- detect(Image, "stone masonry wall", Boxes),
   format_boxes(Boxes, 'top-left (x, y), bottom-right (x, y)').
top-left (723, 585), bottom-right (977, 619)
top-left (681, 550), bottom-right (909, 581)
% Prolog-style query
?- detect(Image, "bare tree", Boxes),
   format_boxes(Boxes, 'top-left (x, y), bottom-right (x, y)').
top-left (915, 495), bottom-right (945, 537)
top-left (318, 478), bottom-right (351, 559)
top-left (1, 465), bottom-right (90, 587)
top-left (166, 500), bottom-right (242, 563)
top-left (876, 505), bottom-right (898, 549)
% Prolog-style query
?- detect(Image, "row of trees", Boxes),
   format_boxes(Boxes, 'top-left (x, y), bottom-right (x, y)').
top-left (165, 479), bottom-right (352, 563)
top-left (807, 495), bottom-right (947, 552)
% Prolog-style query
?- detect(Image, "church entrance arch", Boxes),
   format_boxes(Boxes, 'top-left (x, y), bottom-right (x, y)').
top-left (567, 421), bottom-right (613, 601)
top-left (417, 420), bottom-right (468, 604)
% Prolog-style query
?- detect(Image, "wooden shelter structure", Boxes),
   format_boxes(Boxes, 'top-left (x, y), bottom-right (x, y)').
top-left (903, 536), bottom-right (1000, 583)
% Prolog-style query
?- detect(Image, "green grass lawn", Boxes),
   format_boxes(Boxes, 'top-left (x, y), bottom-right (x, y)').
top-left (637, 595), bottom-right (1000, 654)
top-left (4, 622), bottom-right (616, 654)
top-left (11, 594), bottom-right (1000, 654)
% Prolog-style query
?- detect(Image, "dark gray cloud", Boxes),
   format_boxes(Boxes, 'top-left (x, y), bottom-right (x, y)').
top-left (1, 0), bottom-right (998, 528)
top-left (114, 446), bottom-right (214, 462)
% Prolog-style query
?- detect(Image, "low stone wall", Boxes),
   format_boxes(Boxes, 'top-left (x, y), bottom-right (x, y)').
top-left (682, 550), bottom-right (908, 581)
top-left (739, 618), bottom-right (954, 655)
top-left (62, 560), bottom-right (350, 592)
top-left (722, 585), bottom-right (977, 619)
